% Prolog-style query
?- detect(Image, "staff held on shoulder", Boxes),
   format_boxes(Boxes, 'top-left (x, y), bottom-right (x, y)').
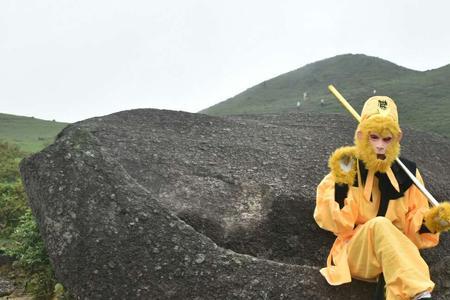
top-left (314, 86), bottom-right (449, 300)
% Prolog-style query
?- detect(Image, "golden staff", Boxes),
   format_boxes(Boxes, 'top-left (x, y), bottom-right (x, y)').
top-left (328, 85), bottom-right (440, 207)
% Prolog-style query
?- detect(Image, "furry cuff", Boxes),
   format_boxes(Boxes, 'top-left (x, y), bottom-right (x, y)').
top-left (424, 201), bottom-right (450, 233)
top-left (328, 146), bottom-right (357, 186)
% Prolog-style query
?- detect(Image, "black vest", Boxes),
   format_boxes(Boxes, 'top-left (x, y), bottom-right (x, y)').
top-left (334, 157), bottom-right (416, 217)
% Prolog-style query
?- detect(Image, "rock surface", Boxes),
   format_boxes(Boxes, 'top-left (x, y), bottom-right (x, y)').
top-left (19, 109), bottom-right (450, 299)
top-left (0, 276), bottom-right (14, 297)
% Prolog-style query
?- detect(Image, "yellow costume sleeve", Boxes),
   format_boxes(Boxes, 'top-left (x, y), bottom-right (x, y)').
top-left (403, 169), bottom-right (439, 249)
top-left (314, 173), bottom-right (358, 235)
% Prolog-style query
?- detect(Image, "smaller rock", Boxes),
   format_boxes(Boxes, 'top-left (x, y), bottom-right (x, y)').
top-left (0, 276), bottom-right (15, 297)
top-left (195, 254), bottom-right (206, 264)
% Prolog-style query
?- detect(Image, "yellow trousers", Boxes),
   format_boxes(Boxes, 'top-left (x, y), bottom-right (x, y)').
top-left (347, 217), bottom-right (434, 300)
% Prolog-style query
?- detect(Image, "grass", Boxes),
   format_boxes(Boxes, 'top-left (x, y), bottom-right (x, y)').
top-left (201, 54), bottom-right (450, 138)
top-left (0, 113), bottom-right (68, 153)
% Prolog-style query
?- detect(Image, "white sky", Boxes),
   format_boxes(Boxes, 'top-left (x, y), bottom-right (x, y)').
top-left (1, 0), bottom-right (450, 123)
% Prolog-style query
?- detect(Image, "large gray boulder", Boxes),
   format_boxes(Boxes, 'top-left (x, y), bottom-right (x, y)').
top-left (19, 109), bottom-right (450, 299)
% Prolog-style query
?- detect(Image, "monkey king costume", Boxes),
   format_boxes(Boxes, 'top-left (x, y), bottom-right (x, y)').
top-left (314, 96), bottom-right (450, 299)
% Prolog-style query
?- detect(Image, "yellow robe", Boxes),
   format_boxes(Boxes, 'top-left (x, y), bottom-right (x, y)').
top-left (314, 163), bottom-right (439, 299)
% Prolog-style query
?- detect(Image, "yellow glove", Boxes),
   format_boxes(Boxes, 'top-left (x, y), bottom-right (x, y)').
top-left (328, 146), bottom-right (357, 186)
top-left (424, 202), bottom-right (450, 233)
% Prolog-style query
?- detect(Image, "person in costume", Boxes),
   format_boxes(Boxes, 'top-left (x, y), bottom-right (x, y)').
top-left (314, 96), bottom-right (450, 300)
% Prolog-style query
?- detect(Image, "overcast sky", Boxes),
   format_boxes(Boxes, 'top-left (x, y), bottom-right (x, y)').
top-left (1, 0), bottom-right (449, 123)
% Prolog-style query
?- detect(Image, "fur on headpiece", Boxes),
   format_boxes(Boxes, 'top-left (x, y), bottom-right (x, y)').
top-left (354, 96), bottom-right (402, 173)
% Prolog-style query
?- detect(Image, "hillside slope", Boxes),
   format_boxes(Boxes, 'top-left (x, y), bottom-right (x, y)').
top-left (202, 54), bottom-right (450, 137)
top-left (0, 113), bottom-right (68, 152)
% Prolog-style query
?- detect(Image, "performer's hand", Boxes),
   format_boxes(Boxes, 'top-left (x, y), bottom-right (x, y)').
top-left (424, 202), bottom-right (450, 233)
top-left (328, 146), bottom-right (357, 185)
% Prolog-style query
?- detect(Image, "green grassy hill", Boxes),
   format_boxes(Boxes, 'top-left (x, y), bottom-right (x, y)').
top-left (0, 113), bottom-right (68, 153)
top-left (201, 54), bottom-right (450, 137)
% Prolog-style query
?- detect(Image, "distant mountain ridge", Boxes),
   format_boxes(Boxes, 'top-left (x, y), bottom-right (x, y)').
top-left (201, 54), bottom-right (450, 137)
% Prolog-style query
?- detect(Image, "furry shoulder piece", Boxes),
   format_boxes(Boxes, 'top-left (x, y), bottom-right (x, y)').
top-left (328, 146), bottom-right (357, 185)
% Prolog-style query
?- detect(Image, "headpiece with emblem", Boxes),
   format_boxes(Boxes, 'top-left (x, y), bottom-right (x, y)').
top-left (354, 96), bottom-right (402, 173)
